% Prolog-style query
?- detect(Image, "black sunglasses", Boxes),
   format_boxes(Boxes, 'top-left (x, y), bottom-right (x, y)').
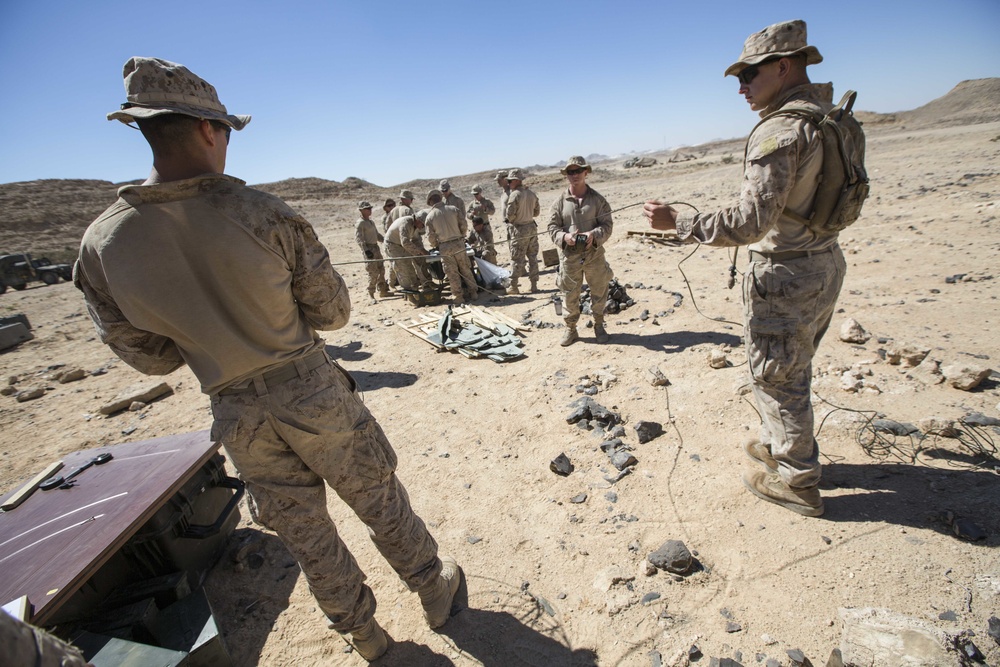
top-left (737, 56), bottom-right (783, 85)
top-left (209, 120), bottom-right (232, 144)
top-left (565, 168), bottom-right (585, 176)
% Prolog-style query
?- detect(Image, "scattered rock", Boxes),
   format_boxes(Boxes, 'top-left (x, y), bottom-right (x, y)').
top-left (128, 401), bottom-right (146, 412)
top-left (467, 536), bottom-right (482, 545)
top-left (912, 357), bottom-right (945, 385)
top-left (689, 645), bottom-right (703, 661)
top-left (0, 385), bottom-right (16, 396)
top-left (987, 616), bottom-right (1000, 645)
top-left (57, 368), bottom-right (87, 383)
top-left (962, 412), bottom-right (1000, 427)
top-left (100, 380), bottom-right (173, 415)
top-left (570, 493), bottom-right (587, 504)
top-left (15, 387), bottom-right (45, 402)
top-left (938, 610), bottom-right (957, 621)
top-left (917, 417), bottom-right (960, 438)
top-left (951, 517), bottom-right (987, 542)
top-left (708, 348), bottom-right (729, 369)
top-left (886, 343), bottom-right (930, 368)
top-left (550, 453), bottom-right (574, 476)
top-left (610, 450), bottom-right (638, 471)
top-left (634, 421), bottom-right (664, 444)
top-left (785, 648), bottom-right (808, 666)
top-left (839, 318), bottom-right (871, 344)
top-left (941, 363), bottom-right (991, 391)
top-left (872, 419), bottom-right (919, 436)
top-left (761, 633), bottom-right (777, 645)
top-left (641, 592), bottom-right (661, 605)
top-left (646, 366), bottom-right (670, 387)
top-left (725, 621), bottom-right (742, 633)
top-left (647, 540), bottom-right (693, 574)
top-left (839, 607), bottom-right (963, 667)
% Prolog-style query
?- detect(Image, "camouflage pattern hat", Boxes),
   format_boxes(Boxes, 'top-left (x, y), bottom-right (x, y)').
top-left (426, 189), bottom-right (443, 204)
top-left (383, 198), bottom-right (396, 208)
top-left (439, 179), bottom-right (451, 191)
top-left (560, 156), bottom-right (592, 175)
top-left (415, 209), bottom-right (429, 224)
top-left (358, 201), bottom-right (373, 210)
top-left (506, 168), bottom-right (525, 182)
top-left (724, 20), bottom-right (823, 77)
top-left (107, 57), bottom-right (250, 130)
top-left (471, 184), bottom-right (483, 194)
top-left (495, 170), bottom-right (508, 181)
top-left (399, 189), bottom-right (415, 200)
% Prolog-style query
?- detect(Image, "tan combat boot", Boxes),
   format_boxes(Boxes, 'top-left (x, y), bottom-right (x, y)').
top-left (418, 555), bottom-right (462, 629)
top-left (508, 284), bottom-right (520, 295)
top-left (347, 617), bottom-right (388, 662)
top-left (743, 437), bottom-right (778, 473)
top-left (742, 470), bottom-right (823, 517)
top-left (593, 318), bottom-right (609, 343)
top-left (560, 327), bottom-right (579, 347)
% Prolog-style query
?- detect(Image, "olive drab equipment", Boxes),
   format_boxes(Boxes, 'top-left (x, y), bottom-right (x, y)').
top-left (749, 90), bottom-right (870, 235)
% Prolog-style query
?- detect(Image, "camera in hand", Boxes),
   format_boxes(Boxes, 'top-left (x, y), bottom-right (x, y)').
top-left (574, 234), bottom-right (588, 246)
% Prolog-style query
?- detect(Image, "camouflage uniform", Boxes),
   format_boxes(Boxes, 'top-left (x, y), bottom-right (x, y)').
top-left (76, 174), bottom-right (443, 634)
top-left (504, 182), bottom-right (540, 291)
top-left (0, 611), bottom-right (88, 667)
top-left (355, 214), bottom-right (388, 298)
top-left (466, 195), bottom-right (497, 264)
top-left (548, 185), bottom-right (614, 328)
top-left (426, 202), bottom-right (477, 303)
top-left (676, 82), bottom-right (848, 489)
top-left (385, 215), bottom-right (429, 291)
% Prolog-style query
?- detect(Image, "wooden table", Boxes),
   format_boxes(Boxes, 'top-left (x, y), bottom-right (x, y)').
top-left (0, 431), bottom-right (221, 626)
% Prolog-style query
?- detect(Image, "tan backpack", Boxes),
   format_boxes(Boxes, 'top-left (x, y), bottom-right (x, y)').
top-left (750, 90), bottom-right (870, 235)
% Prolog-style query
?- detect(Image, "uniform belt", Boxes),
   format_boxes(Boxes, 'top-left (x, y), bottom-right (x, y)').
top-left (218, 349), bottom-right (328, 395)
top-left (749, 247), bottom-right (833, 262)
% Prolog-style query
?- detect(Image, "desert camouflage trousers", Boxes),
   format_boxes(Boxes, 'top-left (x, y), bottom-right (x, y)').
top-left (557, 245), bottom-right (613, 327)
top-left (362, 244), bottom-right (387, 297)
top-left (509, 222), bottom-right (539, 289)
top-left (743, 245), bottom-right (846, 488)
top-left (385, 241), bottom-right (426, 291)
top-left (209, 350), bottom-right (441, 634)
top-left (437, 238), bottom-right (478, 303)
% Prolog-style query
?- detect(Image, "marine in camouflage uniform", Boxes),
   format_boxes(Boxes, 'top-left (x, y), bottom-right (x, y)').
top-left (439, 179), bottom-right (465, 217)
top-left (355, 201), bottom-right (390, 300)
top-left (547, 156), bottom-right (614, 346)
top-left (426, 190), bottom-right (478, 303)
top-left (381, 198), bottom-right (398, 287)
top-left (384, 211), bottom-right (431, 292)
top-left (503, 168), bottom-right (540, 293)
top-left (644, 20), bottom-right (855, 517)
top-left (496, 170), bottom-right (511, 248)
top-left (466, 184), bottom-right (497, 265)
top-left (76, 57), bottom-right (461, 660)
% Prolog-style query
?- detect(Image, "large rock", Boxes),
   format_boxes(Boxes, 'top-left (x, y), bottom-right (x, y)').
top-left (0, 323), bottom-right (33, 351)
top-left (911, 357), bottom-right (944, 385)
top-left (100, 380), bottom-right (174, 415)
top-left (941, 363), bottom-right (991, 391)
top-left (647, 540), bottom-right (693, 574)
top-left (839, 318), bottom-right (871, 344)
top-left (839, 607), bottom-right (963, 666)
top-left (885, 343), bottom-right (930, 368)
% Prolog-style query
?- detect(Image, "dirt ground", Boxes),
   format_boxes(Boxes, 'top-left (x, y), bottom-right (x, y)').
top-left (1, 84), bottom-right (999, 666)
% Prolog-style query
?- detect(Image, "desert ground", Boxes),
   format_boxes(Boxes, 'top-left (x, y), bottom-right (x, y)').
top-left (1, 80), bottom-right (999, 666)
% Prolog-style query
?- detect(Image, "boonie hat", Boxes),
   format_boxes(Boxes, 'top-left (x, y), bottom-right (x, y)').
top-left (506, 168), bottom-right (524, 181)
top-left (358, 201), bottom-right (373, 210)
top-left (439, 180), bottom-right (451, 191)
top-left (426, 189), bottom-right (443, 204)
top-left (496, 170), bottom-right (508, 180)
top-left (560, 156), bottom-right (592, 175)
top-left (415, 209), bottom-right (429, 224)
top-left (107, 57), bottom-right (250, 130)
top-left (471, 184), bottom-right (482, 194)
top-left (383, 198), bottom-right (396, 207)
top-left (724, 19), bottom-right (822, 77)
top-left (399, 189), bottom-right (415, 200)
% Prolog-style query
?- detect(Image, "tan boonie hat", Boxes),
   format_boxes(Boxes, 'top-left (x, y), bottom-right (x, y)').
top-left (399, 190), bottom-right (415, 200)
top-left (725, 20), bottom-right (823, 77)
top-left (506, 168), bottom-right (524, 181)
top-left (471, 184), bottom-right (482, 194)
top-left (358, 201), bottom-right (373, 210)
top-left (383, 198), bottom-right (396, 207)
top-left (495, 170), bottom-right (508, 180)
top-left (439, 180), bottom-right (451, 191)
top-left (560, 156), bottom-right (592, 175)
top-left (107, 57), bottom-right (250, 130)
top-left (415, 209), bottom-right (429, 223)
top-left (426, 189), bottom-right (443, 204)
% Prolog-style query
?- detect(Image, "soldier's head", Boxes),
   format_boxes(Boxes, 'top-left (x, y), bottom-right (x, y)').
top-left (427, 190), bottom-right (443, 206)
top-left (415, 209), bottom-right (429, 228)
top-left (108, 57), bottom-right (250, 178)
top-left (471, 184), bottom-right (483, 200)
top-left (726, 20), bottom-right (817, 111)
top-left (560, 156), bottom-right (591, 184)
top-left (506, 168), bottom-right (524, 188)
top-left (383, 198), bottom-right (396, 212)
top-left (438, 180), bottom-right (452, 195)
top-left (358, 201), bottom-right (373, 219)
top-left (472, 216), bottom-right (485, 230)
top-left (399, 189), bottom-right (415, 205)
top-left (495, 170), bottom-right (508, 189)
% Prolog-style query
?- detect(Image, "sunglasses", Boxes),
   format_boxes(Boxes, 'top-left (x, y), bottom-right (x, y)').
top-left (565, 168), bottom-right (585, 176)
top-left (737, 56), bottom-right (782, 85)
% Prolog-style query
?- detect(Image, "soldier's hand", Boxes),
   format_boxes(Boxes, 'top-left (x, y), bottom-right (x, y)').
top-left (643, 200), bottom-right (679, 231)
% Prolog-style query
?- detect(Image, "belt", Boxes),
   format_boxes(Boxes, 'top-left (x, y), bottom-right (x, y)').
top-left (218, 349), bottom-right (328, 395)
top-left (749, 247), bottom-right (833, 262)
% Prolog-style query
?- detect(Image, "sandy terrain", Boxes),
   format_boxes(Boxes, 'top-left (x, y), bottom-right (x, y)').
top-left (1, 80), bottom-right (999, 666)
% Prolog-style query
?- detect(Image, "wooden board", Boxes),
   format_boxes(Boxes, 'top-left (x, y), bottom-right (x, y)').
top-left (0, 431), bottom-right (220, 625)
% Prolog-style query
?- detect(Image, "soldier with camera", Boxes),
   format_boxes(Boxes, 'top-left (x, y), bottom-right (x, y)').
top-left (547, 156), bottom-right (614, 346)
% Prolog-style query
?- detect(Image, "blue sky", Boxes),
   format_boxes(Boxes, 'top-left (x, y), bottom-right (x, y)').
top-left (1, 0), bottom-right (998, 188)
